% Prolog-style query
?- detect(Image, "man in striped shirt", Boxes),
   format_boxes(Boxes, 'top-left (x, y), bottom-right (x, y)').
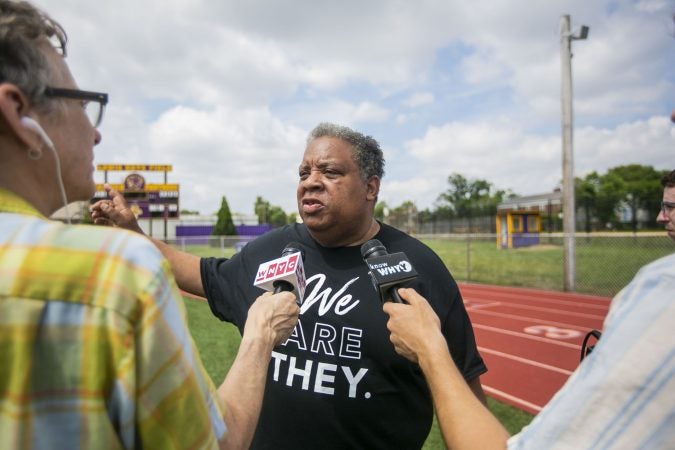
top-left (0, 1), bottom-right (299, 448)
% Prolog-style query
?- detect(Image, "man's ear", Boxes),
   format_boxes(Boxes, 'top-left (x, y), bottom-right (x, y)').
top-left (366, 175), bottom-right (380, 201)
top-left (0, 83), bottom-right (42, 150)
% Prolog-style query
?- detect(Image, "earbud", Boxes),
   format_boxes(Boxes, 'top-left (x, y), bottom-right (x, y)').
top-left (21, 116), bottom-right (54, 150)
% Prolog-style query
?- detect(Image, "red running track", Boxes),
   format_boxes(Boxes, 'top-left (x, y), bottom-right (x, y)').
top-left (459, 282), bottom-right (611, 415)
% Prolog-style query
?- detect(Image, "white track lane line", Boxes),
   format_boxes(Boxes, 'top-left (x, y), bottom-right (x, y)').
top-left (466, 299), bottom-right (606, 320)
top-left (464, 290), bottom-right (610, 311)
top-left (468, 308), bottom-right (601, 332)
top-left (478, 346), bottom-right (574, 375)
top-left (474, 324), bottom-right (581, 350)
top-left (482, 385), bottom-right (543, 412)
top-left (465, 301), bottom-right (502, 310)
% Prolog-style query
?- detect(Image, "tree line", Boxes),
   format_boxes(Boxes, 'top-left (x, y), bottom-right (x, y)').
top-left (212, 195), bottom-right (297, 235)
top-left (575, 164), bottom-right (665, 232)
top-left (211, 164), bottom-right (667, 235)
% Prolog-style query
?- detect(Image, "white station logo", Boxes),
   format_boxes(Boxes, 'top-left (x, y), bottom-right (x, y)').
top-left (373, 260), bottom-right (413, 276)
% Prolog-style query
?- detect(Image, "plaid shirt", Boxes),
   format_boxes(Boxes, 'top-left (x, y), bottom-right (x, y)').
top-left (0, 188), bottom-right (225, 449)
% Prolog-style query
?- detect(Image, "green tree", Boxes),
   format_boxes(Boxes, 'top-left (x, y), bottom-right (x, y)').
top-left (268, 205), bottom-right (287, 228)
top-left (374, 201), bottom-right (388, 221)
top-left (212, 196), bottom-right (236, 235)
top-left (287, 212), bottom-right (299, 225)
top-left (607, 165), bottom-right (663, 231)
top-left (437, 173), bottom-right (506, 219)
top-left (417, 208), bottom-right (436, 222)
top-left (595, 172), bottom-right (626, 229)
top-left (575, 172), bottom-right (600, 232)
top-left (430, 203), bottom-right (455, 220)
top-left (388, 201), bottom-right (418, 232)
top-left (254, 196), bottom-right (289, 228)
top-left (254, 196), bottom-right (271, 225)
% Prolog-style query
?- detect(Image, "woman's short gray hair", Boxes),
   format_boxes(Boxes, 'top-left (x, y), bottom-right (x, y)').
top-left (0, 0), bottom-right (67, 108)
top-left (307, 122), bottom-right (385, 180)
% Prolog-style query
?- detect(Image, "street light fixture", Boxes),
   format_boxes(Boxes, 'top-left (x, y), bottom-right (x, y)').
top-left (560, 15), bottom-right (589, 292)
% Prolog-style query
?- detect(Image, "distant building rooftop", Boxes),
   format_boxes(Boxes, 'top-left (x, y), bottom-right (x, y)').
top-left (498, 190), bottom-right (562, 211)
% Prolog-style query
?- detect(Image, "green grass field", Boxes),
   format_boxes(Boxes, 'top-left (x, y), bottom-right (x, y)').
top-left (179, 234), bottom-right (671, 297)
top-left (421, 236), bottom-right (671, 296)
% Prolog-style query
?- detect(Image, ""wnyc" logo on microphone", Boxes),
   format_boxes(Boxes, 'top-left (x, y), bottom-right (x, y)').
top-left (255, 254), bottom-right (299, 282)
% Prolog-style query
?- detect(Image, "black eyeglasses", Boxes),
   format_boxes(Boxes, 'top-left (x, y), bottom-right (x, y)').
top-left (44, 87), bottom-right (109, 128)
top-left (662, 200), bottom-right (675, 215)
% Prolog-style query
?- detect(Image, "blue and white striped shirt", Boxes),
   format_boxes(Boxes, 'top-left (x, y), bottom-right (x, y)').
top-left (509, 252), bottom-right (675, 450)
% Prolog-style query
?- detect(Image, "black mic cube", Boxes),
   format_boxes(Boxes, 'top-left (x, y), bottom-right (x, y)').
top-left (364, 252), bottom-right (418, 303)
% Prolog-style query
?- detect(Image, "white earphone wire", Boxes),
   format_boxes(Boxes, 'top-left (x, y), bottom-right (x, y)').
top-left (23, 117), bottom-right (71, 225)
top-left (44, 141), bottom-right (71, 225)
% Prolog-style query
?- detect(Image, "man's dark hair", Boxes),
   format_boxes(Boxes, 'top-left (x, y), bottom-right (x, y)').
top-left (307, 122), bottom-right (385, 181)
top-left (661, 170), bottom-right (675, 188)
top-left (0, 0), bottom-right (67, 108)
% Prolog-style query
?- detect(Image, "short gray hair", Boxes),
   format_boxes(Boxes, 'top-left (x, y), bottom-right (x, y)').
top-left (307, 122), bottom-right (385, 180)
top-left (0, 0), bottom-right (67, 109)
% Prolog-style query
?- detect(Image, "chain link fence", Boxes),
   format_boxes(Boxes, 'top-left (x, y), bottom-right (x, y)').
top-left (165, 231), bottom-right (673, 298)
top-left (418, 232), bottom-right (672, 297)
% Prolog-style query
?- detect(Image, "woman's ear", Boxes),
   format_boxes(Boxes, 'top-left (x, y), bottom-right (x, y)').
top-left (0, 83), bottom-right (43, 150)
top-left (366, 175), bottom-right (380, 201)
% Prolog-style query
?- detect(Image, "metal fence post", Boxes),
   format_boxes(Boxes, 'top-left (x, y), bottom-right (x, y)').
top-left (466, 234), bottom-right (472, 281)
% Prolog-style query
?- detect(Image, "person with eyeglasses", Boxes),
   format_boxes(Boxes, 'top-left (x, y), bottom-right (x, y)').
top-left (0, 1), bottom-right (299, 449)
top-left (657, 170), bottom-right (675, 242)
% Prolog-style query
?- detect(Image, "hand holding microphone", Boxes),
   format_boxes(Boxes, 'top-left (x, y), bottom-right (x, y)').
top-left (360, 239), bottom-right (418, 303)
top-left (253, 242), bottom-right (306, 304)
top-left (245, 291), bottom-right (300, 347)
top-left (382, 288), bottom-right (445, 364)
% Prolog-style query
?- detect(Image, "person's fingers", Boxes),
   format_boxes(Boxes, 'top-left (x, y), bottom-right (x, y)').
top-left (103, 183), bottom-right (116, 201)
top-left (90, 201), bottom-right (112, 219)
top-left (382, 301), bottom-right (404, 316)
top-left (103, 184), bottom-right (125, 207)
top-left (112, 194), bottom-right (126, 208)
top-left (397, 288), bottom-right (422, 305)
top-left (99, 201), bottom-right (113, 215)
top-left (278, 291), bottom-right (297, 306)
top-left (89, 200), bottom-right (105, 213)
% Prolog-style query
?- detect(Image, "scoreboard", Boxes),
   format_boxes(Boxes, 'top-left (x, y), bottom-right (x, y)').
top-left (93, 165), bottom-right (179, 219)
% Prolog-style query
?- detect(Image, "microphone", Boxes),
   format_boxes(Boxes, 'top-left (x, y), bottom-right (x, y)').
top-left (253, 242), bottom-right (306, 304)
top-left (273, 243), bottom-right (304, 294)
top-left (360, 239), bottom-right (418, 303)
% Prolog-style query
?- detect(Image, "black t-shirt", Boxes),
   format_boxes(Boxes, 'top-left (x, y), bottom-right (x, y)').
top-left (201, 223), bottom-right (486, 449)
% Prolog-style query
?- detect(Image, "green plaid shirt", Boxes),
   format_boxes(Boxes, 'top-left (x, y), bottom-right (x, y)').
top-left (0, 188), bottom-right (225, 449)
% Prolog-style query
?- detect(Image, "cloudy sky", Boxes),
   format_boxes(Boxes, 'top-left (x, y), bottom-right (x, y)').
top-left (36, 0), bottom-right (674, 216)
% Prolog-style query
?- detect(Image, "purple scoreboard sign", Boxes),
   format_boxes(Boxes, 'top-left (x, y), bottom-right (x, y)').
top-left (93, 164), bottom-right (179, 219)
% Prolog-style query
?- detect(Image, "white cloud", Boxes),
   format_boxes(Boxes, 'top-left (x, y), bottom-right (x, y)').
top-left (31, 0), bottom-right (673, 217)
top-left (576, 116), bottom-right (675, 177)
top-left (636, 0), bottom-right (670, 13)
top-left (352, 102), bottom-right (391, 123)
top-left (382, 115), bottom-right (673, 210)
top-left (403, 92), bottom-right (435, 108)
top-left (400, 120), bottom-right (560, 205)
top-left (95, 105), bottom-right (306, 214)
top-left (460, 50), bottom-right (510, 86)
